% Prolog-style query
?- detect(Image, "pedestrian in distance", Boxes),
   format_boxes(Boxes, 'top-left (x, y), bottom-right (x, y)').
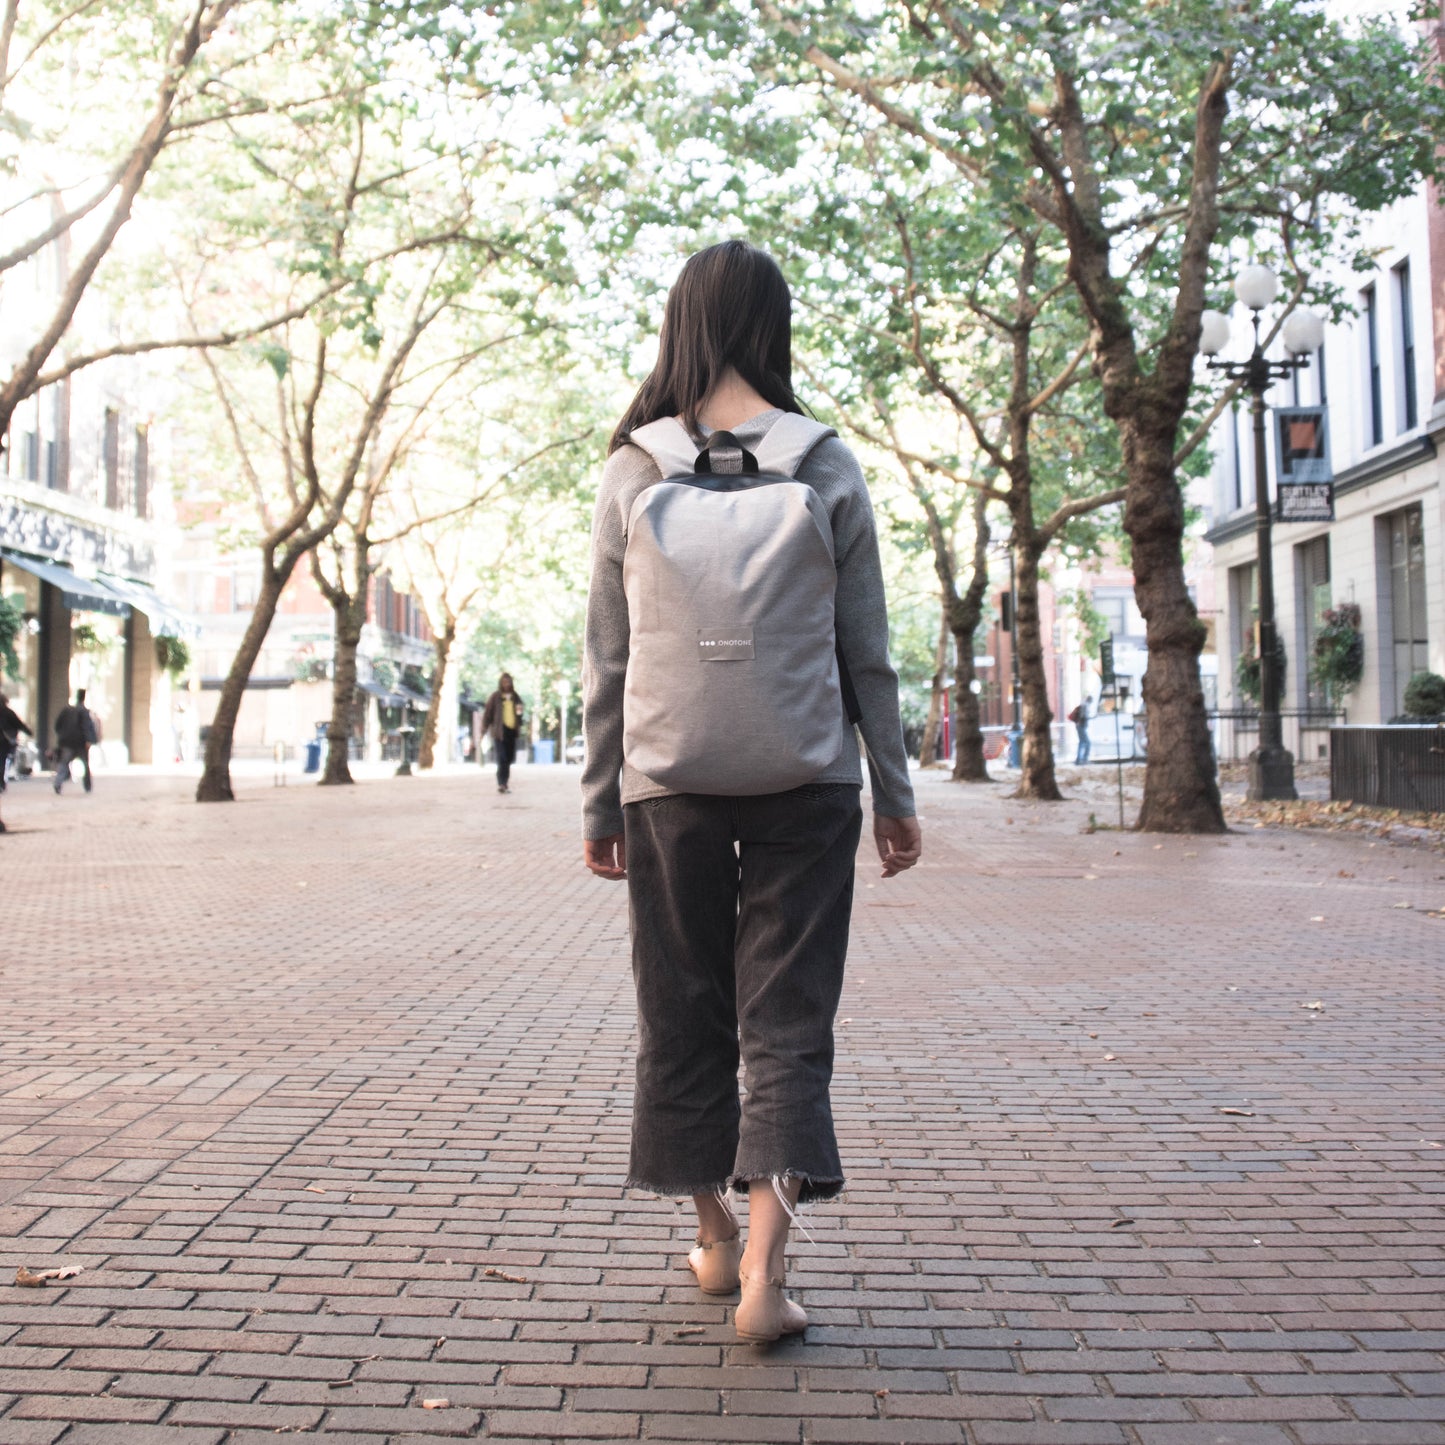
top-left (53, 688), bottom-right (98, 794)
top-left (581, 240), bottom-right (922, 1346)
top-left (480, 673), bottom-right (525, 794)
top-left (1070, 694), bottom-right (1092, 765)
top-left (0, 692), bottom-right (34, 794)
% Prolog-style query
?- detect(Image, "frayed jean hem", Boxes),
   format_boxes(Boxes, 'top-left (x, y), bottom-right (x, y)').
top-left (625, 1170), bottom-right (844, 1205)
top-left (731, 1169), bottom-right (843, 1205)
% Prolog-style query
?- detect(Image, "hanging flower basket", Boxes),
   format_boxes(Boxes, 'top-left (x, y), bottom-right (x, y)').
top-left (1311, 603), bottom-right (1364, 706)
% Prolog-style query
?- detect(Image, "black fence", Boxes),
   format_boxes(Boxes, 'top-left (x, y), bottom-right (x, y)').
top-left (1330, 726), bottom-right (1445, 813)
top-left (1208, 709), bottom-right (1345, 765)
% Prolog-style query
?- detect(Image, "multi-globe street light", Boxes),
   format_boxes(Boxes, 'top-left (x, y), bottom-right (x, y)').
top-left (1198, 264), bottom-right (1326, 802)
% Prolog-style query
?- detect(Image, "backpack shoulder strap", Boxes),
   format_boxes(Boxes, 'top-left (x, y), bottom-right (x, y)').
top-left (626, 418), bottom-right (700, 480)
top-left (753, 413), bottom-right (836, 477)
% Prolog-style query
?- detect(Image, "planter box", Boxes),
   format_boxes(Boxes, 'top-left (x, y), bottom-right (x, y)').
top-left (1330, 725), bottom-right (1445, 813)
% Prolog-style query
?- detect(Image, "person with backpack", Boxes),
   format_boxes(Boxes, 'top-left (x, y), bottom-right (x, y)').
top-left (580, 240), bottom-right (921, 1345)
top-left (53, 688), bottom-right (99, 794)
top-left (1069, 694), bottom-right (1092, 765)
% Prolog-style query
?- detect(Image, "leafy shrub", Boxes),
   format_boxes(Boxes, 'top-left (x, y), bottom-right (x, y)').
top-left (1235, 631), bottom-right (1286, 704)
top-left (154, 635), bottom-right (190, 678)
top-left (0, 592), bottom-right (22, 681)
top-left (1403, 671), bottom-right (1445, 720)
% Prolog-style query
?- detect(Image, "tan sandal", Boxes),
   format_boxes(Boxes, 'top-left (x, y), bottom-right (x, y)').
top-left (734, 1269), bottom-right (807, 1343)
top-left (687, 1230), bottom-right (742, 1295)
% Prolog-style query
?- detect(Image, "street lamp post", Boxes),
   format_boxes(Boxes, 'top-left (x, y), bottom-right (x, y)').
top-left (1199, 265), bottom-right (1325, 803)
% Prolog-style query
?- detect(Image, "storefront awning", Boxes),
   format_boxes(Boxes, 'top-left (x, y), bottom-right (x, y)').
top-left (97, 573), bottom-right (197, 638)
top-left (1, 550), bottom-right (131, 617)
top-left (358, 679), bottom-right (407, 707)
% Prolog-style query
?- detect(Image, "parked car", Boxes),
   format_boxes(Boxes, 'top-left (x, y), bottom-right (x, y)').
top-left (565, 736), bottom-right (586, 764)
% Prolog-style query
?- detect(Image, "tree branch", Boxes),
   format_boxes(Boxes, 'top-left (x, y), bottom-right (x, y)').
top-left (0, 0), bottom-right (240, 439)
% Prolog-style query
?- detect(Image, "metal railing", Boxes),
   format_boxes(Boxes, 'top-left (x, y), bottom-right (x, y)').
top-left (1208, 708), bottom-right (1345, 765)
top-left (1330, 725), bottom-right (1445, 813)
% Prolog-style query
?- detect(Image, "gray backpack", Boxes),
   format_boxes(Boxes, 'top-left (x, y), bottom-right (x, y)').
top-left (622, 413), bottom-right (859, 796)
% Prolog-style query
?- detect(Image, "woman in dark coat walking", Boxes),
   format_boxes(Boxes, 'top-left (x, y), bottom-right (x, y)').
top-left (480, 674), bottom-right (525, 794)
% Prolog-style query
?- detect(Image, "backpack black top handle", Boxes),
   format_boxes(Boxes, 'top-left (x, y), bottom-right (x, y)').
top-left (694, 431), bottom-right (759, 475)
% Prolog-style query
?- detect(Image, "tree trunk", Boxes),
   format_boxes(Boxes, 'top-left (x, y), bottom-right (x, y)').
top-left (950, 631), bottom-right (989, 781)
top-left (949, 488), bottom-right (992, 782)
top-left (1012, 535), bottom-right (1062, 801)
top-left (196, 563), bottom-right (289, 802)
top-left (417, 623), bottom-right (455, 770)
top-left (917, 608), bottom-right (950, 768)
top-left (321, 591), bottom-right (365, 785)
top-left (1123, 427), bottom-right (1225, 832)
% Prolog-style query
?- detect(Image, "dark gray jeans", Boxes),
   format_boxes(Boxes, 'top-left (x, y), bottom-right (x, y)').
top-left (623, 782), bottom-right (863, 1203)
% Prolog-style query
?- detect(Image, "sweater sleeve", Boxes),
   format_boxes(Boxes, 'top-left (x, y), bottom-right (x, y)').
top-left (580, 448), bottom-right (651, 839)
top-left (821, 439), bottom-right (917, 819)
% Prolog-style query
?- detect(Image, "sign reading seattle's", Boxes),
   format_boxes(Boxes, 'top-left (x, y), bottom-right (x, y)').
top-left (1273, 404), bottom-right (1334, 522)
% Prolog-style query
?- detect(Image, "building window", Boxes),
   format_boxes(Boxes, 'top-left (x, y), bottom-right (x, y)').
top-left (233, 566), bottom-right (260, 611)
top-left (103, 407), bottom-right (121, 509)
top-left (22, 430), bottom-right (39, 481)
top-left (1229, 562), bottom-right (1258, 705)
top-left (1394, 261), bottom-right (1417, 432)
top-left (1092, 587), bottom-right (1143, 643)
top-left (1363, 284), bottom-right (1383, 448)
top-left (133, 426), bottom-right (149, 518)
top-left (1296, 537), bottom-right (1331, 710)
top-left (1382, 504), bottom-right (1428, 718)
top-left (1229, 400), bottom-right (1244, 511)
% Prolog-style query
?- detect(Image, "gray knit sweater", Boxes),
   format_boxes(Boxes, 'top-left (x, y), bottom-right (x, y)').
top-left (580, 409), bottom-right (916, 839)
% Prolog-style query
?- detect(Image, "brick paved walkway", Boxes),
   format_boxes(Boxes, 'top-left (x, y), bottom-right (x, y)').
top-left (3, 764), bottom-right (1444, 1445)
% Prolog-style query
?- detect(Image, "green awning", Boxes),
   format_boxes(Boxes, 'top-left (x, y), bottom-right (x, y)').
top-left (1, 551), bottom-right (131, 617)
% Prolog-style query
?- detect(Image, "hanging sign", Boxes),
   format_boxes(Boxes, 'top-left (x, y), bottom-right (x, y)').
top-left (1273, 404), bottom-right (1334, 522)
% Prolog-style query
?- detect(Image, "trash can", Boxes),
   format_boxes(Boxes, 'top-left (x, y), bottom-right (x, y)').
top-left (532, 740), bottom-right (556, 765)
top-left (304, 740), bottom-right (322, 773)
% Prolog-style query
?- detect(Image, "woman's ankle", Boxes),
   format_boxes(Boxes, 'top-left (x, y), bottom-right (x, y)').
top-left (692, 1189), bottom-right (737, 1243)
top-left (740, 1244), bottom-right (787, 1281)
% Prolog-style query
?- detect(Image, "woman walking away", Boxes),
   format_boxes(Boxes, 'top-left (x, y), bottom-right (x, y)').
top-left (480, 673), bottom-right (525, 794)
top-left (581, 240), bottom-right (921, 1345)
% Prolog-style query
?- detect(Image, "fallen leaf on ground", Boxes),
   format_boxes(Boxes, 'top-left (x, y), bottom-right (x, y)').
top-left (1310, 916), bottom-right (1325, 922)
top-left (421, 1398), bottom-right (450, 1410)
top-left (673, 1326), bottom-right (705, 1337)
top-left (1393, 901), bottom-right (1413, 909)
top-left (483, 1266), bottom-right (528, 1284)
top-left (304, 1185), bottom-right (327, 1194)
top-left (1110, 1218), bottom-right (1136, 1228)
top-left (874, 1388), bottom-right (891, 1398)
top-left (1102, 1053), bottom-right (1117, 1062)
top-left (1220, 1108), bottom-right (1255, 1117)
top-left (1301, 1001), bottom-right (1324, 1011)
top-left (15, 1265), bottom-right (83, 1288)
top-left (327, 1381), bottom-right (352, 1390)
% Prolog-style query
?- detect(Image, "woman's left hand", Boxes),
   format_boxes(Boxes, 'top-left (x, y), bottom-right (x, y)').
top-left (584, 834), bottom-right (627, 880)
top-left (874, 814), bottom-right (921, 878)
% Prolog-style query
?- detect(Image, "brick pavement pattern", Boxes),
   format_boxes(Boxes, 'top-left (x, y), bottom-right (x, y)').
top-left (2, 764), bottom-right (1444, 1445)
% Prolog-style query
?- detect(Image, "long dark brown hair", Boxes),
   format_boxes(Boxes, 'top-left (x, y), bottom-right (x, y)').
top-left (609, 240), bottom-right (805, 453)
